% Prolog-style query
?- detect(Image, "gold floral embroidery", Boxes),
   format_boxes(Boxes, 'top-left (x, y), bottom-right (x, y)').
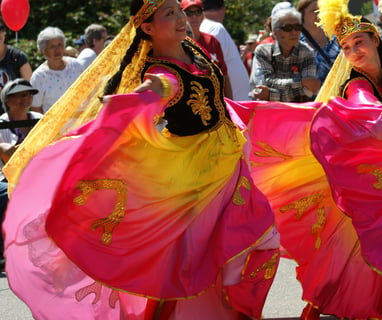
top-left (357, 164), bottom-right (382, 189)
top-left (232, 176), bottom-right (251, 205)
top-left (74, 179), bottom-right (127, 246)
top-left (187, 81), bottom-right (212, 126)
top-left (249, 251), bottom-right (279, 280)
top-left (280, 194), bottom-right (326, 249)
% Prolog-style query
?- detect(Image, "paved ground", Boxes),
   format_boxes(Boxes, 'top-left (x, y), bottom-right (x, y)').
top-left (0, 258), bottom-right (333, 319)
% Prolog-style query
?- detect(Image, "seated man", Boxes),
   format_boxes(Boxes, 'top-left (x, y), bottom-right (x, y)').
top-left (249, 5), bottom-right (320, 102)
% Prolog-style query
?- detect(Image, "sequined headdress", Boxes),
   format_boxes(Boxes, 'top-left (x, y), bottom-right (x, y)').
top-left (317, 0), bottom-right (379, 44)
top-left (133, 0), bottom-right (166, 28)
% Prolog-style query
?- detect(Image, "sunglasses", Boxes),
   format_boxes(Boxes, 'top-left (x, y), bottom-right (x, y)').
top-left (278, 24), bottom-right (303, 32)
top-left (184, 8), bottom-right (203, 17)
top-left (0, 26), bottom-right (5, 32)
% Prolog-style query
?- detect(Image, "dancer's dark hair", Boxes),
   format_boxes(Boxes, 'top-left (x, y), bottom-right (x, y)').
top-left (103, 0), bottom-right (154, 96)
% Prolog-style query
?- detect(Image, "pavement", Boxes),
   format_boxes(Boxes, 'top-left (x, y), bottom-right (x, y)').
top-left (0, 258), bottom-right (334, 319)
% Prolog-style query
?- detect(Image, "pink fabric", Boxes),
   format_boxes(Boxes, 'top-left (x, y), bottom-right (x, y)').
top-left (345, 78), bottom-right (382, 105)
top-left (230, 100), bottom-right (382, 317)
top-left (311, 95), bottom-right (382, 274)
top-left (4, 92), bottom-right (278, 319)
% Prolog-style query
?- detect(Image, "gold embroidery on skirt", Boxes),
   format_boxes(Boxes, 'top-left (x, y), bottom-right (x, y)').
top-left (357, 164), bottom-right (382, 189)
top-left (232, 176), bottom-right (251, 205)
top-left (74, 179), bottom-right (127, 245)
top-left (249, 251), bottom-right (280, 280)
top-left (280, 194), bottom-right (326, 249)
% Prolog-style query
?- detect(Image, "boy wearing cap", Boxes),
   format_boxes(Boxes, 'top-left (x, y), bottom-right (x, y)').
top-left (200, 0), bottom-right (250, 101)
top-left (181, 0), bottom-right (232, 99)
top-left (0, 78), bottom-right (42, 271)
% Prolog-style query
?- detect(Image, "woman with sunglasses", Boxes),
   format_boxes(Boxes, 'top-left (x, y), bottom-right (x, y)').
top-left (181, 0), bottom-right (232, 99)
top-left (0, 19), bottom-right (32, 98)
top-left (3, 0), bottom-right (280, 318)
top-left (249, 6), bottom-right (321, 102)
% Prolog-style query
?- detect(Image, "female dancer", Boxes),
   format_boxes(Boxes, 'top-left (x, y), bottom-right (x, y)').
top-left (249, 0), bottom-right (382, 318)
top-left (2, 0), bottom-right (279, 319)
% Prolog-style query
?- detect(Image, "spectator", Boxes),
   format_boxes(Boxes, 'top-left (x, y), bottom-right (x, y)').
top-left (64, 45), bottom-right (79, 58)
top-left (241, 34), bottom-right (257, 75)
top-left (77, 24), bottom-right (108, 69)
top-left (0, 78), bottom-right (41, 272)
top-left (258, 16), bottom-right (275, 44)
top-left (181, 0), bottom-right (233, 99)
top-left (0, 17), bottom-right (33, 114)
top-left (30, 27), bottom-right (84, 114)
top-left (296, 0), bottom-right (340, 84)
top-left (0, 78), bottom-right (42, 173)
top-left (73, 34), bottom-right (87, 52)
top-left (249, 5), bottom-right (320, 102)
top-left (200, 0), bottom-right (250, 100)
top-left (103, 35), bottom-right (115, 48)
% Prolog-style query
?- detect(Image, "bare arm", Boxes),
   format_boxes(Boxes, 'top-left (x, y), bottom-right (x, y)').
top-left (19, 62), bottom-right (33, 81)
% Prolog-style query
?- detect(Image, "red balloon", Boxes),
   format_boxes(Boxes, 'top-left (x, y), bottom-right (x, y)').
top-left (1, 0), bottom-right (30, 32)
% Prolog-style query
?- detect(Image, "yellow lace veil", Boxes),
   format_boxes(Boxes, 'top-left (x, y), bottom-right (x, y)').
top-left (4, 17), bottom-right (153, 193)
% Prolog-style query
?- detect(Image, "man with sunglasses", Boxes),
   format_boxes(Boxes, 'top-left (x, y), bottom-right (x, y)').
top-left (181, 0), bottom-right (233, 99)
top-left (249, 5), bottom-right (320, 102)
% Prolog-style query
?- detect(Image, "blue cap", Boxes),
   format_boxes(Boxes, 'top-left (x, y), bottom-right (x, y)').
top-left (74, 35), bottom-right (85, 46)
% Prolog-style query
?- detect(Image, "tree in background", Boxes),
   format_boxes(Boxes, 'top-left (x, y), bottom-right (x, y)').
top-left (6, 0), bottom-right (278, 69)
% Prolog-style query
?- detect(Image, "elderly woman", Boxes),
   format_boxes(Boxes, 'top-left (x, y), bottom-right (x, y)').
top-left (30, 27), bottom-right (84, 114)
top-left (0, 78), bottom-right (42, 173)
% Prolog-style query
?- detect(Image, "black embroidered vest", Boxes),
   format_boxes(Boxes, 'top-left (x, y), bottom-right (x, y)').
top-left (142, 38), bottom-right (233, 136)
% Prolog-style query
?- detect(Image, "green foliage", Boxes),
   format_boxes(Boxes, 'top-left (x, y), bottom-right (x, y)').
top-left (224, 0), bottom-right (279, 43)
top-left (7, 0), bottom-right (280, 69)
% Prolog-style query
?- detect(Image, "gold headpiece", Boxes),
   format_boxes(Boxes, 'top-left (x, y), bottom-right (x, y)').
top-left (317, 0), bottom-right (379, 44)
top-left (133, 0), bottom-right (166, 28)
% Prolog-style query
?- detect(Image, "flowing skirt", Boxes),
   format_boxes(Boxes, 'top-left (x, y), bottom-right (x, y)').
top-left (3, 92), bottom-right (279, 319)
top-left (232, 99), bottom-right (382, 317)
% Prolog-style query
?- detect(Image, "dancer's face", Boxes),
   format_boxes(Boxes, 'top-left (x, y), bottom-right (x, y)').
top-left (141, 0), bottom-right (188, 44)
top-left (341, 32), bottom-right (380, 70)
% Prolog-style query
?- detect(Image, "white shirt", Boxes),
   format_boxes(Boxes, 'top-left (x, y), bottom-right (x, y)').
top-left (200, 18), bottom-right (250, 101)
top-left (77, 47), bottom-right (97, 69)
top-left (31, 57), bottom-right (84, 113)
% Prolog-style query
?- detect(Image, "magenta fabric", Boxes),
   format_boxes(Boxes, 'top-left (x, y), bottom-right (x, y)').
top-left (3, 92), bottom-right (278, 319)
top-left (311, 94), bottom-right (382, 274)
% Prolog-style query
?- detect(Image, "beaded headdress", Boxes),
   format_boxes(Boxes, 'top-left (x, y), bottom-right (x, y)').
top-left (317, 0), bottom-right (379, 44)
top-left (133, 0), bottom-right (166, 28)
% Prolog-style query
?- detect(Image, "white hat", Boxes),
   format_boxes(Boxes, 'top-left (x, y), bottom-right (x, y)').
top-left (1, 78), bottom-right (38, 103)
top-left (271, 1), bottom-right (293, 17)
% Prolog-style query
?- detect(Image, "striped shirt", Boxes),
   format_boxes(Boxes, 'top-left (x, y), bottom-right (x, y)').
top-left (250, 41), bottom-right (317, 102)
